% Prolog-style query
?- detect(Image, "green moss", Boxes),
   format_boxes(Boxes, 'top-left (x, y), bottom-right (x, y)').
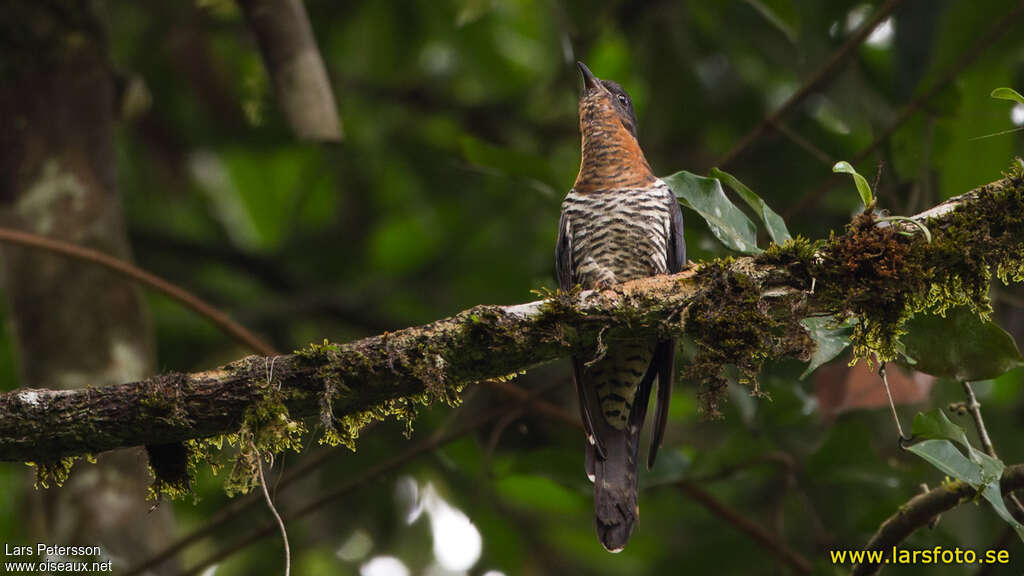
top-left (755, 235), bottom-right (819, 266)
top-left (302, 335), bottom-right (460, 452)
top-left (222, 361), bottom-right (307, 497)
top-left (683, 261), bottom-right (809, 416)
top-left (28, 457), bottom-right (76, 489)
top-left (294, 339), bottom-right (342, 361)
top-left (812, 163), bottom-right (1024, 363)
top-left (813, 212), bottom-right (930, 362)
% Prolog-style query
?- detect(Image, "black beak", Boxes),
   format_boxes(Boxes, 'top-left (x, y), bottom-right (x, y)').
top-left (577, 61), bottom-right (599, 91)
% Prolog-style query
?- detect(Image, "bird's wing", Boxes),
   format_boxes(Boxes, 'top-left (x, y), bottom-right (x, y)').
top-left (555, 211), bottom-right (573, 292)
top-left (668, 187), bottom-right (686, 273)
top-left (646, 188), bottom-right (686, 469)
top-left (558, 211), bottom-right (604, 457)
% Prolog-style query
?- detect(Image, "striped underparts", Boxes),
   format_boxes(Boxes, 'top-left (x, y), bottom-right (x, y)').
top-left (561, 183), bottom-right (673, 429)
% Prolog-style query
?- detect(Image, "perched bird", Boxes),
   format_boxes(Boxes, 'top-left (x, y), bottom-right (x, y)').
top-left (556, 62), bottom-right (685, 552)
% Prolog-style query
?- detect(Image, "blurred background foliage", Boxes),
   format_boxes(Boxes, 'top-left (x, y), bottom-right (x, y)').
top-left (2, 0), bottom-right (1024, 574)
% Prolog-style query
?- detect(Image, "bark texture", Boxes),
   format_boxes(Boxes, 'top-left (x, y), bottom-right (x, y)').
top-left (1, 170), bottom-right (1022, 462)
top-left (238, 0), bottom-right (343, 141)
top-left (0, 1), bottom-right (176, 571)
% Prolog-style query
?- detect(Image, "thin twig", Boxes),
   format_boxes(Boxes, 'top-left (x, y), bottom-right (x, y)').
top-left (254, 444), bottom-right (290, 576)
top-left (485, 379), bottom-right (581, 429)
top-left (878, 362), bottom-right (910, 442)
top-left (714, 0), bottom-right (904, 169)
top-left (678, 481), bottom-right (812, 574)
top-left (960, 381), bottom-right (1024, 519)
top-left (178, 384), bottom-right (560, 576)
top-left (0, 227), bottom-right (277, 356)
top-left (487, 388), bottom-right (813, 573)
top-left (787, 1), bottom-right (1024, 218)
top-left (961, 381), bottom-right (996, 457)
top-left (772, 120), bottom-right (834, 165)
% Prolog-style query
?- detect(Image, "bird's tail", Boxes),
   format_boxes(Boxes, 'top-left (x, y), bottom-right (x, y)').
top-left (588, 425), bottom-right (641, 553)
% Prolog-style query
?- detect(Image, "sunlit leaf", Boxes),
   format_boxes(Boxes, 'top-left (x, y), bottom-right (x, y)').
top-left (990, 87), bottom-right (1024, 106)
top-left (832, 161), bottom-right (873, 208)
top-left (799, 317), bottom-right (851, 379)
top-left (900, 307), bottom-right (1024, 381)
top-left (710, 167), bottom-right (792, 244)
top-left (663, 171), bottom-right (760, 254)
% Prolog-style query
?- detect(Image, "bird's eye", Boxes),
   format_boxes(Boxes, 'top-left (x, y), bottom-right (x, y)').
top-left (617, 95), bottom-right (629, 106)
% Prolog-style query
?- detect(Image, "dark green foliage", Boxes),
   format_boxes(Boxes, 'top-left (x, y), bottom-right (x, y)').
top-left (4, 1), bottom-right (1024, 573)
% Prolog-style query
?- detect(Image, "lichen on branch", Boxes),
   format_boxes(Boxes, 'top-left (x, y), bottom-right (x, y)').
top-left (812, 162), bottom-right (1024, 361)
top-left (2, 168), bottom-right (1023, 497)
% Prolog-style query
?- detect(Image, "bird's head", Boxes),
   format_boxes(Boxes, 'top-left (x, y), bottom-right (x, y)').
top-left (573, 62), bottom-right (653, 192)
top-left (576, 61), bottom-right (639, 140)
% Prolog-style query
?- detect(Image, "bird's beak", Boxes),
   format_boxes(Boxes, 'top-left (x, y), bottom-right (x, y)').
top-left (577, 61), bottom-right (599, 91)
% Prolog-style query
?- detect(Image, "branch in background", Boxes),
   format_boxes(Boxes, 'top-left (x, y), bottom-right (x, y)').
top-left (489, 388), bottom-right (814, 574)
top-left (961, 381), bottom-right (997, 458)
top-left (176, 390), bottom-right (553, 576)
top-left (2, 173), bottom-right (1023, 462)
top-left (171, 377), bottom-right (812, 575)
top-left (787, 0), bottom-right (1023, 218)
top-left (713, 0), bottom-right (905, 170)
top-left (678, 481), bottom-right (812, 574)
top-left (852, 464), bottom-right (1024, 576)
top-left (238, 0), bottom-right (342, 142)
top-left (0, 227), bottom-right (277, 356)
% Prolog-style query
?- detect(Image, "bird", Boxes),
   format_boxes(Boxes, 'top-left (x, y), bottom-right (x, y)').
top-left (556, 61), bottom-right (685, 552)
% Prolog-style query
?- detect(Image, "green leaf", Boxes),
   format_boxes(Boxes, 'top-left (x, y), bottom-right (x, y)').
top-left (876, 216), bottom-right (932, 243)
top-left (910, 410), bottom-right (1002, 485)
top-left (663, 171), bottom-right (760, 254)
top-left (906, 411), bottom-right (1024, 540)
top-left (900, 307), bottom-right (1024, 381)
top-left (990, 87), bottom-right (1024, 106)
top-left (910, 410), bottom-right (972, 453)
top-left (832, 161), bottom-right (873, 208)
top-left (799, 317), bottom-right (851, 379)
top-left (980, 483), bottom-right (1024, 541)
top-left (710, 167), bottom-right (792, 244)
top-left (905, 439), bottom-right (987, 484)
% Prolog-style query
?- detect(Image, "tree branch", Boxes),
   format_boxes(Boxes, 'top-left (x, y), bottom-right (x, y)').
top-left (713, 0), bottom-right (904, 170)
top-left (0, 227), bottom-right (277, 356)
top-left (786, 0), bottom-right (1024, 218)
top-left (238, 0), bottom-right (342, 142)
top-left (852, 464), bottom-right (1024, 576)
top-left (1, 173), bottom-right (1023, 462)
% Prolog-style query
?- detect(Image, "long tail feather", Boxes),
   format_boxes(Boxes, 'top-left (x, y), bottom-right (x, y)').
top-left (592, 425), bottom-right (641, 552)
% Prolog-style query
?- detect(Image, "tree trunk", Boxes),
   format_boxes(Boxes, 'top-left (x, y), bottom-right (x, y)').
top-left (0, 1), bottom-right (176, 571)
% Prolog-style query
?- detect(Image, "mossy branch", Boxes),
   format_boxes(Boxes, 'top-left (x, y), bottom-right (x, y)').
top-left (2, 171), bottom-right (1024, 464)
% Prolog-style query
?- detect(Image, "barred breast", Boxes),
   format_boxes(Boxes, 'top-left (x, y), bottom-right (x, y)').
top-left (561, 181), bottom-right (674, 288)
top-left (561, 181), bottom-right (675, 429)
